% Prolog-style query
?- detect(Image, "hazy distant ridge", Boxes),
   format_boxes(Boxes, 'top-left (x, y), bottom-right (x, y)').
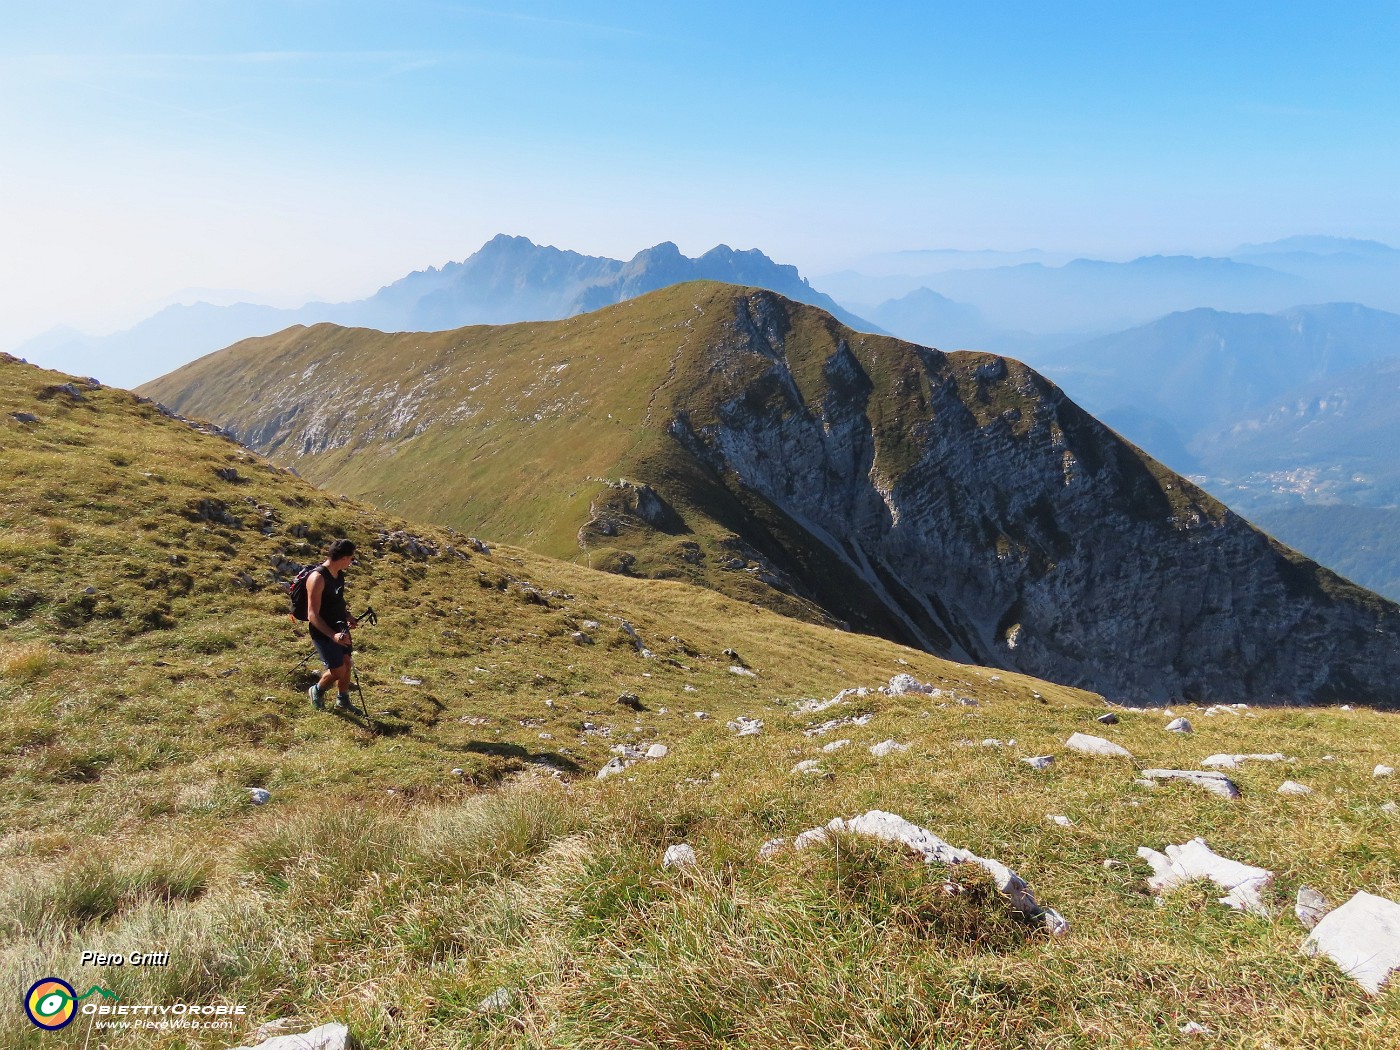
top-left (15, 235), bottom-right (875, 389)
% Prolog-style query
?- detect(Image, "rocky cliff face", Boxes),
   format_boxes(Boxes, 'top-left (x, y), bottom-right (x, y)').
top-left (662, 291), bottom-right (1400, 704)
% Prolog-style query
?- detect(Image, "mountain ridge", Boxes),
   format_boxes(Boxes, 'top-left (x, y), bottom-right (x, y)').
top-left (141, 281), bottom-right (1400, 705)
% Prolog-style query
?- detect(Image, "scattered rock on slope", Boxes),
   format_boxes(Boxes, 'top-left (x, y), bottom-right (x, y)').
top-left (789, 809), bottom-right (1069, 935)
top-left (1201, 753), bottom-right (1289, 768)
top-left (1137, 838), bottom-right (1273, 916)
top-left (1296, 886), bottom-right (1328, 930)
top-left (1066, 733), bottom-right (1133, 759)
top-left (1139, 769), bottom-right (1241, 799)
top-left (1303, 891), bottom-right (1400, 993)
top-left (663, 844), bottom-right (698, 869)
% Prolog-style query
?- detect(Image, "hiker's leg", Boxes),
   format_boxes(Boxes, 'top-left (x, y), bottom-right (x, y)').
top-left (311, 634), bottom-right (348, 695)
top-left (332, 656), bottom-right (353, 695)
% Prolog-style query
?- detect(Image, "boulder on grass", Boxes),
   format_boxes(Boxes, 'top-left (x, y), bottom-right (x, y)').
top-left (1066, 733), bottom-right (1132, 759)
top-left (791, 809), bottom-right (1068, 936)
top-left (1303, 891), bottom-right (1400, 994)
top-left (1137, 837), bottom-right (1272, 916)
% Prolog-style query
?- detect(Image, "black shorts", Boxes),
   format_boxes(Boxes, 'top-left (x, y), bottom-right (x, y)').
top-left (310, 631), bottom-right (351, 670)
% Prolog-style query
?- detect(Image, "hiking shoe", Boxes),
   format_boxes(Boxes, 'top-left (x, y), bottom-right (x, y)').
top-left (308, 684), bottom-right (324, 709)
top-left (335, 694), bottom-right (354, 711)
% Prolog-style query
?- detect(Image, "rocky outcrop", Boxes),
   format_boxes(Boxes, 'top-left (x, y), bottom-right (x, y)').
top-left (1138, 838), bottom-right (1272, 916)
top-left (1303, 891), bottom-right (1400, 994)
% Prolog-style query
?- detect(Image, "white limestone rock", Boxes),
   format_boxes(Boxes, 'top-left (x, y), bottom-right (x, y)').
top-left (645, 743), bottom-right (669, 759)
top-left (1164, 717), bottom-right (1192, 733)
top-left (1201, 753), bottom-right (1288, 769)
top-left (251, 1019), bottom-right (298, 1043)
top-left (1140, 769), bottom-right (1240, 799)
top-left (1066, 733), bottom-right (1133, 759)
top-left (1021, 755), bottom-right (1055, 770)
top-left (886, 673), bottom-right (937, 696)
top-left (1296, 886), bottom-right (1328, 930)
top-left (798, 688), bottom-right (868, 714)
top-left (1204, 703), bottom-right (1252, 716)
top-left (727, 716), bottom-right (764, 736)
top-left (596, 758), bottom-right (627, 780)
top-left (1048, 815), bottom-right (1074, 827)
top-left (233, 1023), bottom-right (350, 1050)
top-left (869, 739), bottom-right (909, 758)
top-left (805, 713), bottom-right (874, 736)
top-left (1277, 780), bottom-right (1312, 795)
top-left (662, 844), bottom-right (697, 869)
top-left (246, 788), bottom-right (271, 805)
top-left (1302, 890), bottom-right (1400, 993)
top-left (478, 987), bottom-right (514, 1012)
top-left (793, 810), bottom-right (1068, 935)
top-left (1375, 765), bottom-right (1395, 778)
top-left (791, 759), bottom-right (823, 775)
top-left (1137, 837), bottom-right (1272, 916)
top-left (822, 739), bottom-right (851, 752)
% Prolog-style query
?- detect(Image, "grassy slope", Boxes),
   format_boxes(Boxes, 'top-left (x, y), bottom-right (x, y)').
top-left (3, 354), bottom-right (1399, 1048)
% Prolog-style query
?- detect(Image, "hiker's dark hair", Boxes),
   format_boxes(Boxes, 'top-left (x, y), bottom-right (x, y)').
top-left (328, 538), bottom-right (356, 561)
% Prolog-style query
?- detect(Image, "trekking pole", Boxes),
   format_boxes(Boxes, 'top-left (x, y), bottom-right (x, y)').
top-left (352, 664), bottom-right (371, 720)
top-left (348, 606), bottom-right (377, 720)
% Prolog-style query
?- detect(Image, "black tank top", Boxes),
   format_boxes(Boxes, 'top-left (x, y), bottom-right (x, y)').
top-left (310, 565), bottom-right (348, 639)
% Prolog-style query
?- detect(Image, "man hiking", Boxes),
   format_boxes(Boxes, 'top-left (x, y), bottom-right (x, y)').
top-left (306, 538), bottom-right (360, 711)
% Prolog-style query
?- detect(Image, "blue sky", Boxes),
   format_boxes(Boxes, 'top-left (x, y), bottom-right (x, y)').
top-left (2, 1), bottom-right (1398, 346)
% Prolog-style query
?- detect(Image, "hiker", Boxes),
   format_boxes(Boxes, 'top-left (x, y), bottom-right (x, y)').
top-left (306, 539), bottom-right (360, 711)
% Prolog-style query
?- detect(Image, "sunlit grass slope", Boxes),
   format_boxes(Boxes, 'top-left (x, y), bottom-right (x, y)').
top-left (3, 354), bottom-right (1399, 1048)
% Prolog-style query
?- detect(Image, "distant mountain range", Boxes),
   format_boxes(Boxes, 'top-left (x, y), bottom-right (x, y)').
top-left (826, 237), bottom-right (1400, 349)
top-left (15, 236), bottom-right (876, 389)
top-left (1035, 303), bottom-right (1400, 451)
top-left (1024, 302), bottom-right (1400, 601)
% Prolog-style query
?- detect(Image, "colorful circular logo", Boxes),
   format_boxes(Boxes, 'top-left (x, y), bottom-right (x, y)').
top-left (25, 978), bottom-right (77, 1030)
